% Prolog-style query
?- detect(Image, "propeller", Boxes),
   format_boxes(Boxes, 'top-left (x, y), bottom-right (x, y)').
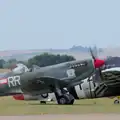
top-left (89, 47), bottom-right (106, 81)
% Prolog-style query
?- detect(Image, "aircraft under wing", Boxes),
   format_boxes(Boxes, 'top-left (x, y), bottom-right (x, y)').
top-left (21, 76), bottom-right (63, 95)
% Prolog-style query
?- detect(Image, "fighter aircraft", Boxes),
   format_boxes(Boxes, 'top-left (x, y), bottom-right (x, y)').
top-left (13, 67), bottom-right (120, 104)
top-left (0, 49), bottom-right (106, 105)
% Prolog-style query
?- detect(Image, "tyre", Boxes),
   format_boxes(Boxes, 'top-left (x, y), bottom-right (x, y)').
top-left (114, 100), bottom-right (119, 104)
top-left (57, 94), bottom-right (75, 105)
top-left (66, 94), bottom-right (75, 105)
top-left (40, 101), bottom-right (46, 104)
top-left (57, 96), bottom-right (68, 104)
top-left (67, 99), bottom-right (74, 104)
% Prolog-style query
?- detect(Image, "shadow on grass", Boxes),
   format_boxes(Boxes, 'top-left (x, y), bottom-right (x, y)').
top-left (28, 103), bottom-right (103, 106)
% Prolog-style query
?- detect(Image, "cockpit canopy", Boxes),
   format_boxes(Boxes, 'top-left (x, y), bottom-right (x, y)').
top-left (12, 63), bottom-right (29, 74)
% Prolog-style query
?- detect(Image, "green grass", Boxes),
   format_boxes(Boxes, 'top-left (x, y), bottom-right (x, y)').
top-left (0, 96), bottom-right (120, 115)
top-left (0, 69), bottom-right (120, 115)
top-left (0, 69), bottom-right (9, 73)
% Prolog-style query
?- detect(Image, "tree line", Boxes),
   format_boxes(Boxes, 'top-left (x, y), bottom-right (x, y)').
top-left (0, 53), bottom-right (119, 69)
top-left (0, 52), bottom-right (76, 69)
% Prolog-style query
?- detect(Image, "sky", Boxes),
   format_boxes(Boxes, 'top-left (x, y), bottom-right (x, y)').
top-left (0, 0), bottom-right (120, 50)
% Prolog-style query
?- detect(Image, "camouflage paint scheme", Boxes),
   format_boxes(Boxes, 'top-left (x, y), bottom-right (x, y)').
top-left (0, 59), bottom-right (94, 96)
top-left (13, 68), bottom-right (120, 104)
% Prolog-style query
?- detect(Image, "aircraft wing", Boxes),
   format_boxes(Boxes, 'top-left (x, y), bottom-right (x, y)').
top-left (21, 76), bottom-right (62, 94)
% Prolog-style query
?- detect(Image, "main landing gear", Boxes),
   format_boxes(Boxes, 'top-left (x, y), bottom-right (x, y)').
top-left (55, 88), bottom-right (75, 105)
top-left (57, 94), bottom-right (75, 104)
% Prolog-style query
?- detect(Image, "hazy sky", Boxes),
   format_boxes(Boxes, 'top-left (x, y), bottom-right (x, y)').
top-left (0, 0), bottom-right (120, 50)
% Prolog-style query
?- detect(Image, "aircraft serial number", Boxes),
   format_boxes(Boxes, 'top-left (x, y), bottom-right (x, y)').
top-left (7, 76), bottom-right (21, 87)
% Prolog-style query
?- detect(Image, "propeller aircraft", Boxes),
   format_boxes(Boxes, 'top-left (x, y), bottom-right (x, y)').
top-left (13, 67), bottom-right (120, 105)
top-left (0, 48), bottom-right (106, 105)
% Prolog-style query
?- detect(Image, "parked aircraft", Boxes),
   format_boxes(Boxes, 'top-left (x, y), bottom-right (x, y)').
top-left (0, 48), bottom-right (106, 105)
top-left (13, 67), bottom-right (120, 104)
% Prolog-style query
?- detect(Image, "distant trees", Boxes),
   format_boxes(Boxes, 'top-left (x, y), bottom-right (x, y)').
top-left (0, 53), bottom-right (76, 69)
top-left (2, 58), bottom-right (17, 69)
top-left (27, 52), bottom-right (75, 67)
top-left (0, 59), bottom-right (5, 68)
top-left (1, 54), bottom-right (120, 69)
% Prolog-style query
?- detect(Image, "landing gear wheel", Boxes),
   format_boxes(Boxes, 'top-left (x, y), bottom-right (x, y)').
top-left (40, 101), bottom-right (46, 104)
top-left (57, 94), bottom-right (75, 105)
top-left (114, 100), bottom-right (119, 104)
top-left (66, 94), bottom-right (75, 105)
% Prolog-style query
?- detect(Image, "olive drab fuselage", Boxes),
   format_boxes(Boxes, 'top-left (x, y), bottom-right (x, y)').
top-left (0, 59), bottom-right (95, 96)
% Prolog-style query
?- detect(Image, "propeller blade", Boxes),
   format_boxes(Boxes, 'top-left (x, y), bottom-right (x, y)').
top-left (99, 68), bottom-right (104, 80)
top-left (89, 47), bottom-right (96, 60)
top-left (94, 69), bottom-right (100, 80)
top-left (92, 69), bottom-right (102, 83)
top-left (93, 45), bottom-right (98, 58)
top-left (89, 46), bottom-right (106, 81)
top-left (93, 69), bottom-right (101, 82)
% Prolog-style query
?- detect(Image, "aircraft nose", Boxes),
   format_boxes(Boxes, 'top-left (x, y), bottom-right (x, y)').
top-left (94, 59), bottom-right (105, 68)
top-left (13, 94), bottom-right (24, 100)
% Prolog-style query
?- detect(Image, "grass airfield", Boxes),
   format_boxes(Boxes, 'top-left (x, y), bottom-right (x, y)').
top-left (0, 69), bottom-right (120, 115)
top-left (0, 96), bottom-right (120, 115)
